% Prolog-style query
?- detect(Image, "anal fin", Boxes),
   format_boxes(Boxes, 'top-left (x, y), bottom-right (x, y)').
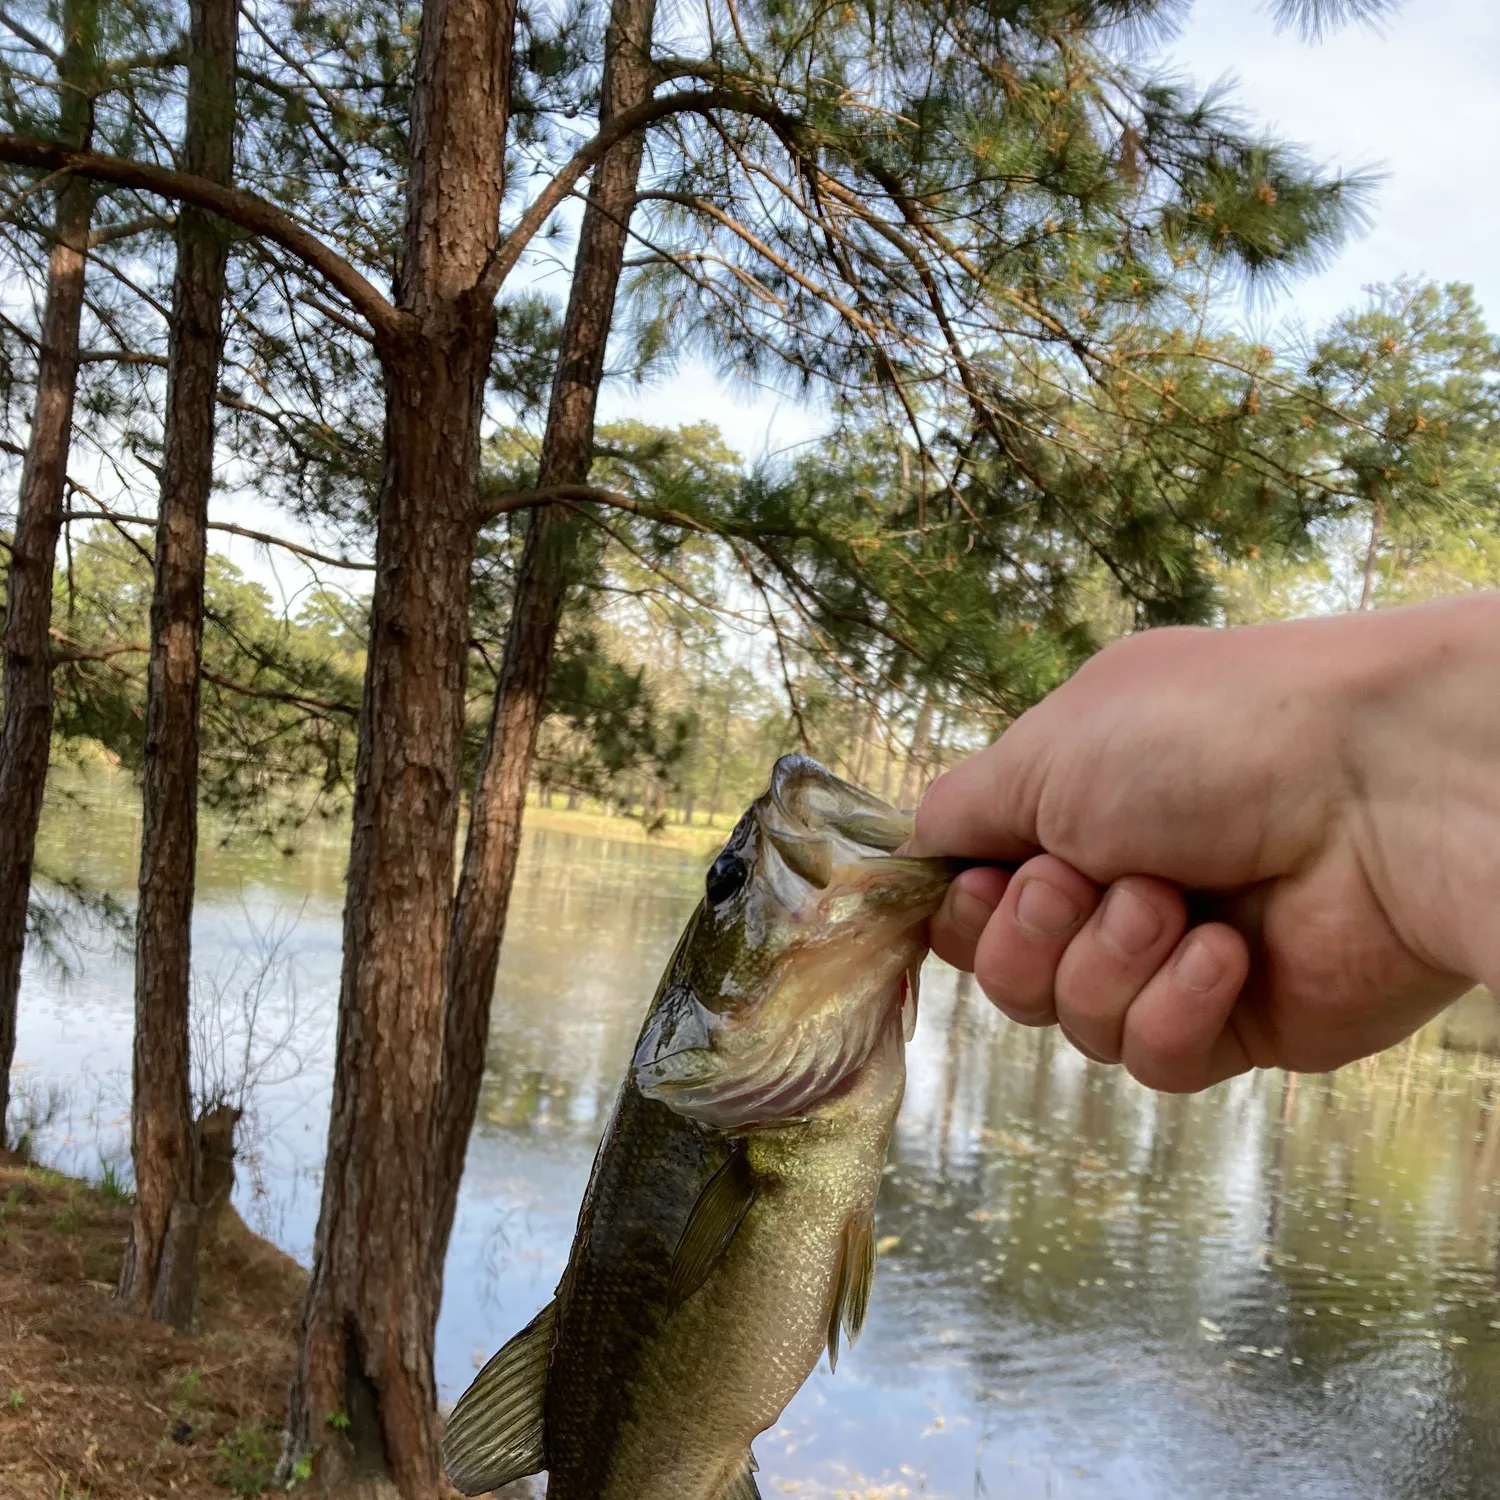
top-left (826, 1210), bottom-right (877, 1372)
top-left (670, 1146), bottom-right (760, 1308)
top-left (442, 1300), bottom-right (555, 1496)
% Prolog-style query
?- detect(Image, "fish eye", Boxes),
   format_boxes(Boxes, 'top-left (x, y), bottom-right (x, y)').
top-left (705, 851), bottom-right (749, 906)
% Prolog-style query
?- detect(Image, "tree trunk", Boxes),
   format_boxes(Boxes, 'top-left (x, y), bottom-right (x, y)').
top-left (706, 688), bottom-right (733, 827)
top-left (897, 691), bottom-right (935, 809)
top-left (435, 0), bottom-right (659, 1244)
top-left (281, 0), bottom-right (516, 1490)
top-left (0, 0), bottom-right (97, 1142)
top-left (117, 0), bottom-right (237, 1329)
top-left (1358, 492), bottom-right (1385, 610)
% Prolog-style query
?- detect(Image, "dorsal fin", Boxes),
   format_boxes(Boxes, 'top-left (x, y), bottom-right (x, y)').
top-left (441, 1300), bottom-right (556, 1495)
top-left (826, 1210), bottom-right (877, 1372)
top-left (670, 1147), bottom-right (760, 1309)
top-left (717, 1451), bottom-right (762, 1500)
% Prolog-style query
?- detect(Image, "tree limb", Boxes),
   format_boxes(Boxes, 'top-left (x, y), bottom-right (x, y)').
top-left (477, 481), bottom-right (713, 533)
top-left (63, 509), bottom-right (375, 571)
top-left (89, 213), bottom-right (174, 248)
top-left (0, 132), bottom-right (404, 345)
top-left (477, 85), bottom-right (803, 302)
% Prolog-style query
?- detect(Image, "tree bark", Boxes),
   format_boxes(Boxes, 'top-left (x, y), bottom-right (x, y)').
top-left (0, 0), bottom-right (97, 1142)
top-left (280, 0), bottom-right (516, 1491)
top-left (116, 0), bottom-right (238, 1329)
top-left (434, 0), bottom-right (659, 1246)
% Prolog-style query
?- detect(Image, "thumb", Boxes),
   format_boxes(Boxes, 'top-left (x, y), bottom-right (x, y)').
top-left (909, 730), bottom-right (1044, 863)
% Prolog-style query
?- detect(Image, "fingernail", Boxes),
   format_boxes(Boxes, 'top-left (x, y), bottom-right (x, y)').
top-left (1175, 934), bottom-right (1225, 993)
top-left (950, 884), bottom-right (998, 939)
top-left (1098, 884), bottom-right (1163, 958)
top-left (1015, 879), bottom-right (1081, 940)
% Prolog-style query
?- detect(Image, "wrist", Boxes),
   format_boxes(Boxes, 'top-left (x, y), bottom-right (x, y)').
top-left (1338, 594), bottom-right (1500, 987)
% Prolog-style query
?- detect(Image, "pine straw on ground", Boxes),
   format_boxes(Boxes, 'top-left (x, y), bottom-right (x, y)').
top-left (0, 1152), bottom-right (304, 1500)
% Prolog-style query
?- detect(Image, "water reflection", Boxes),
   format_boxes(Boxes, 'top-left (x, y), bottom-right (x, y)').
top-left (14, 771), bottom-right (1500, 1499)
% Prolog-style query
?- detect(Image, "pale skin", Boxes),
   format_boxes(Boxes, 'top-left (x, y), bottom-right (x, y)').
top-left (910, 593), bottom-right (1500, 1093)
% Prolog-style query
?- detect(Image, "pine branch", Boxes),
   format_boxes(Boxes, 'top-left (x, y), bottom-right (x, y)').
top-left (0, 132), bottom-right (403, 345)
top-left (478, 481), bottom-right (712, 533)
top-left (48, 629), bottom-right (358, 716)
top-left (63, 510), bottom-right (375, 571)
top-left (478, 86), bottom-right (804, 302)
top-left (1269, 0), bottom-right (1400, 40)
top-left (0, 7), bottom-right (59, 62)
top-left (88, 214), bottom-right (174, 248)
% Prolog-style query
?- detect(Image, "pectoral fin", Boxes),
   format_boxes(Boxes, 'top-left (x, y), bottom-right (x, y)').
top-left (441, 1300), bottom-right (555, 1495)
top-left (670, 1147), bottom-right (760, 1308)
top-left (826, 1211), bottom-right (877, 1372)
top-left (900, 962), bottom-right (921, 1042)
top-left (717, 1452), bottom-right (762, 1500)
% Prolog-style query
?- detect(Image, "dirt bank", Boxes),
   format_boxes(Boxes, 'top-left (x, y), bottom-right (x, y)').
top-left (0, 1153), bottom-right (303, 1499)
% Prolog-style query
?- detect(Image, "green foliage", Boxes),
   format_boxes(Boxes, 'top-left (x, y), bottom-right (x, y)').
top-left (24, 871), bottom-right (132, 982)
top-left (171, 1366), bottom-right (205, 1411)
top-left (213, 1421), bottom-right (281, 1498)
top-left (96, 1157), bottom-right (132, 1204)
top-left (1217, 282), bottom-right (1500, 617)
top-left (42, 528), bottom-right (363, 840)
top-left (5, 1082), bottom-right (66, 1162)
top-left (50, 1198), bottom-right (84, 1235)
top-left (1268, 0), bottom-right (1400, 40)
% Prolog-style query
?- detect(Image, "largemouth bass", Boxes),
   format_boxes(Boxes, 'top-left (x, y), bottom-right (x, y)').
top-left (443, 754), bottom-right (953, 1499)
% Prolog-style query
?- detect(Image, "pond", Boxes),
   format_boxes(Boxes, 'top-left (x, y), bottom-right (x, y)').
top-left (13, 769), bottom-right (1500, 1500)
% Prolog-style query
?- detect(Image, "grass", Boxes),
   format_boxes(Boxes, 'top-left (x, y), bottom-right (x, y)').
top-left (212, 1420), bottom-right (281, 1498)
top-left (96, 1157), bottom-right (133, 1205)
top-left (525, 798), bottom-right (726, 858)
top-left (0, 1150), bottom-right (306, 1499)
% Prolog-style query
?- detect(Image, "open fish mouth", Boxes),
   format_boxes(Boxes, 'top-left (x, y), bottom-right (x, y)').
top-left (630, 755), bottom-right (956, 1130)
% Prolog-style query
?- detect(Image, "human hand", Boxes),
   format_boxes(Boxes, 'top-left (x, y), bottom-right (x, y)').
top-left (911, 596), bottom-right (1500, 1091)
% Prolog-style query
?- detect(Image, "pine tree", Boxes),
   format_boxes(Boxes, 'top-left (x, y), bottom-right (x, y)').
top-left (116, 0), bottom-right (240, 1331)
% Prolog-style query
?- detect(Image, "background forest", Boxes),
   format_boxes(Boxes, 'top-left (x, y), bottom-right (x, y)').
top-left (2, 0), bottom-right (1498, 1495)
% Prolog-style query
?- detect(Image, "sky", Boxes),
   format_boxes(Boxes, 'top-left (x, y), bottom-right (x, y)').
top-left (599, 0), bottom-right (1500, 463)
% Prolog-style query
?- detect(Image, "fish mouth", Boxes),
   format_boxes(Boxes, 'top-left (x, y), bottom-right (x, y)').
top-left (633, 756), bottom-right (962, 1129)
top-left (753, 755), bottom-right (959, 917)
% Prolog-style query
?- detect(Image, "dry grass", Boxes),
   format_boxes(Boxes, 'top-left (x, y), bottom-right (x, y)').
top-left (0, 1152), bottom-right (304, 1500)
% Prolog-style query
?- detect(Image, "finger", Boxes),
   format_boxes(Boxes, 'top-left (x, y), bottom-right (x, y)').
top-left (909, 727), bottom-right (1044, 862)
top-left (1119, 923), bottom-right (1253, 1093)
top-left (928, 866), bottom-right (1012, 972)
top-left (972, 854), bottom-right (1102, 1025)
top-left (1053, 876), bottom-right (1188, 1064)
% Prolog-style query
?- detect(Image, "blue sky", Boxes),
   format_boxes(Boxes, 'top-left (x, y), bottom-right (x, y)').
top-left (601, 0), bottom-right (1500, 460)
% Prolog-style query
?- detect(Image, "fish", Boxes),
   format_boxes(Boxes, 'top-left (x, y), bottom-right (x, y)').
top-left (442, 753), bottom-right (955, 1500)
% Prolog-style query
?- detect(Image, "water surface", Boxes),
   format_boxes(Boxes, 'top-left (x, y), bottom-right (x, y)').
top-left (14, 771), bottom-right (1500, 1499)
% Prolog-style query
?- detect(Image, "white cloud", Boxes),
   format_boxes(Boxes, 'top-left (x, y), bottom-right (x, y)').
top-left (603, 2), bottom-right (1500, 458)
top-left (1167, 0), bottom-right (1500, 326)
